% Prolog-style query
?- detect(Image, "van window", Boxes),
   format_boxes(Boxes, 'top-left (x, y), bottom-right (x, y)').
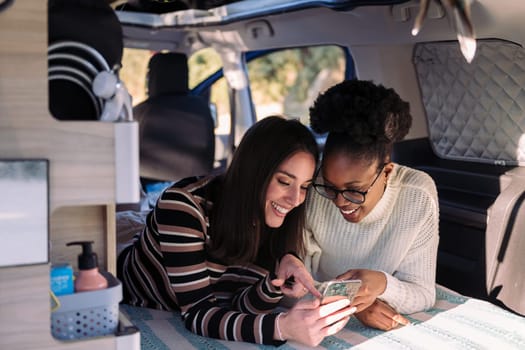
top-left (188, 48), bottom-right (223, 89)
top-left (120, 47), bottom-right (223, 105)
top-left (188, 49), bottom-right (231, 135)
top-left (121, 47), bottom-right (152, 106)
top-left (247, 45), bottom-right (347, 126)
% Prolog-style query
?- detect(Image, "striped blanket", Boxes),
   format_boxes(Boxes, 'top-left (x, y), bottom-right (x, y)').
top-left (120, 285), bottom-right (525, 349)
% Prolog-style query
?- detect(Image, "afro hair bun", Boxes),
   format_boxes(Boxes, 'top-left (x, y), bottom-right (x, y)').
top-left (309, 80), bottom-right (412, 145)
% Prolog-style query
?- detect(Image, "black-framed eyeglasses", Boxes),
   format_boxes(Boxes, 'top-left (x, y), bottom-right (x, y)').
top-left (312, 164), bottom-right (386, 204)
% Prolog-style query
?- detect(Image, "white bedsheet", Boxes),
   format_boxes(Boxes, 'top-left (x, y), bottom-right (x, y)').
top-left (120, 285), bottom-right (525, 350)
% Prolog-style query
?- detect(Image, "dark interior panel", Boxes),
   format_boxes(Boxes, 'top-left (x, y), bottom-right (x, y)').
top-left (392, 137), bottom-right (513, 301)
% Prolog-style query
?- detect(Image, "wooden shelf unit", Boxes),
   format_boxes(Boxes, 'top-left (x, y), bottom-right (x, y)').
top-left (0, 1), bottom-right (139, 348)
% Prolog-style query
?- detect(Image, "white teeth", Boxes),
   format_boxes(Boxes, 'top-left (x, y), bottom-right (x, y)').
top-left (340, 207), bottom-right (358, 215)
top-left (272, 202), bottom-right (289, 214)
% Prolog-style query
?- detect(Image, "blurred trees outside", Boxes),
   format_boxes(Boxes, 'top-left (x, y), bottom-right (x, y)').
top-left (120, 48), bottom-right (151, 106)
top-left (247, 46), bottom-right (344, 124)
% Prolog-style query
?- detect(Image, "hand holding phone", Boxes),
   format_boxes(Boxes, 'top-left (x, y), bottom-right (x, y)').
top-left (317, 279), bottom-right (362, 305)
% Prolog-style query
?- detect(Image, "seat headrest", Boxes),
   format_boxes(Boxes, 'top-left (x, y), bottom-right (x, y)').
top-left (147, 52), bottom-right (189, 97)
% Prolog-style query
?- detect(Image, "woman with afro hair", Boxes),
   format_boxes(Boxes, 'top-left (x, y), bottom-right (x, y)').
top-left (304, 79), bottom-right (439, 331)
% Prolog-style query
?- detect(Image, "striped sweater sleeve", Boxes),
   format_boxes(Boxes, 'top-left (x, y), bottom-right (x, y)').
top-left (155, 185), bottom-right (284, 345)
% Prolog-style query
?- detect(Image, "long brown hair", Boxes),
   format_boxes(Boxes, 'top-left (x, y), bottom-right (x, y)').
top-left (208, 116), bottom-right (319, 265)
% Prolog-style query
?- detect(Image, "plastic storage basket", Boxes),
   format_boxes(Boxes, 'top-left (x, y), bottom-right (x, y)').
top-left (51, 272), bottom-right (122, 340)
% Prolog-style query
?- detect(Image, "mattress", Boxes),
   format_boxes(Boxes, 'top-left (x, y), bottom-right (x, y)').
top-left (121, 284), bottom-right (525, 349)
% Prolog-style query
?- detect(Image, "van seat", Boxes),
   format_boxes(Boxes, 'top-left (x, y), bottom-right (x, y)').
top-left (133, 52), bottom-right (215, 184)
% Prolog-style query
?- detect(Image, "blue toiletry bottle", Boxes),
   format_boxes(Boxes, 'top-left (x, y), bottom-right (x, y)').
top-left (50, 263), bottom-right (74, 296)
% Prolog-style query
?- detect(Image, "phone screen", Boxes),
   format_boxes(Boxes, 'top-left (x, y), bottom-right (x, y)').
top-left (318, 279), bottom-right (362, 305)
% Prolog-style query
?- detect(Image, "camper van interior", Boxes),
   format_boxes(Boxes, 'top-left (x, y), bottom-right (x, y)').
top-left (1, 0), bottom-right (524, 349)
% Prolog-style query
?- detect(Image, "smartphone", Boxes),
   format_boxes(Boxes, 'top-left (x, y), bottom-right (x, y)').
top-left (317, 279), bottom-right (362, 305)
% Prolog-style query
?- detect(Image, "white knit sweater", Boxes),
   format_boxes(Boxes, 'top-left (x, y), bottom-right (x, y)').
top-left (304, 164), bottom-right (439, 314)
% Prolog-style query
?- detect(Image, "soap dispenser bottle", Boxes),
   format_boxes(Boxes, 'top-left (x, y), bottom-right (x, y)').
top-left (67, 241), bottom-right (108, 292)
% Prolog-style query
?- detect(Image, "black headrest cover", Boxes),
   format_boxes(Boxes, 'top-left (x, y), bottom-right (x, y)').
top-left (147, 52), bottom-right (189, 97)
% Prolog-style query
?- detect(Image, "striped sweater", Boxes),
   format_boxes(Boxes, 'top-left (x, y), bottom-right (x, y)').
top-left (117, 176), bottom-right (284, 345)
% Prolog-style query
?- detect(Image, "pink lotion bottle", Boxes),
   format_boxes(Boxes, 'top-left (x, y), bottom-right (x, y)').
top-left (67, 241), bottom-right (108, 292)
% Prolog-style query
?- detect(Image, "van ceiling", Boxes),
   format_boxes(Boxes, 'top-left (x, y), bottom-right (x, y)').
top-left (116, 1), bottom-right (525, 54)
top-left (114, 0), bottom-right (409, 15)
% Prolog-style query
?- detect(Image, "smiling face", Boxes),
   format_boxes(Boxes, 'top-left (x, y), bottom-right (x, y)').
top-left (320, 151), bottom-right (391, 223)
top-left (264, 150), bottom-right (316, 228)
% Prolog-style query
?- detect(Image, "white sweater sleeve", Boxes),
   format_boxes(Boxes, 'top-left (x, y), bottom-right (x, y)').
top-left (303, 224), bottom-right (322, 278)
top-left (378, 179), bottom-right (440, 314)
top-left (379, 232), bottom-right (439, 313)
